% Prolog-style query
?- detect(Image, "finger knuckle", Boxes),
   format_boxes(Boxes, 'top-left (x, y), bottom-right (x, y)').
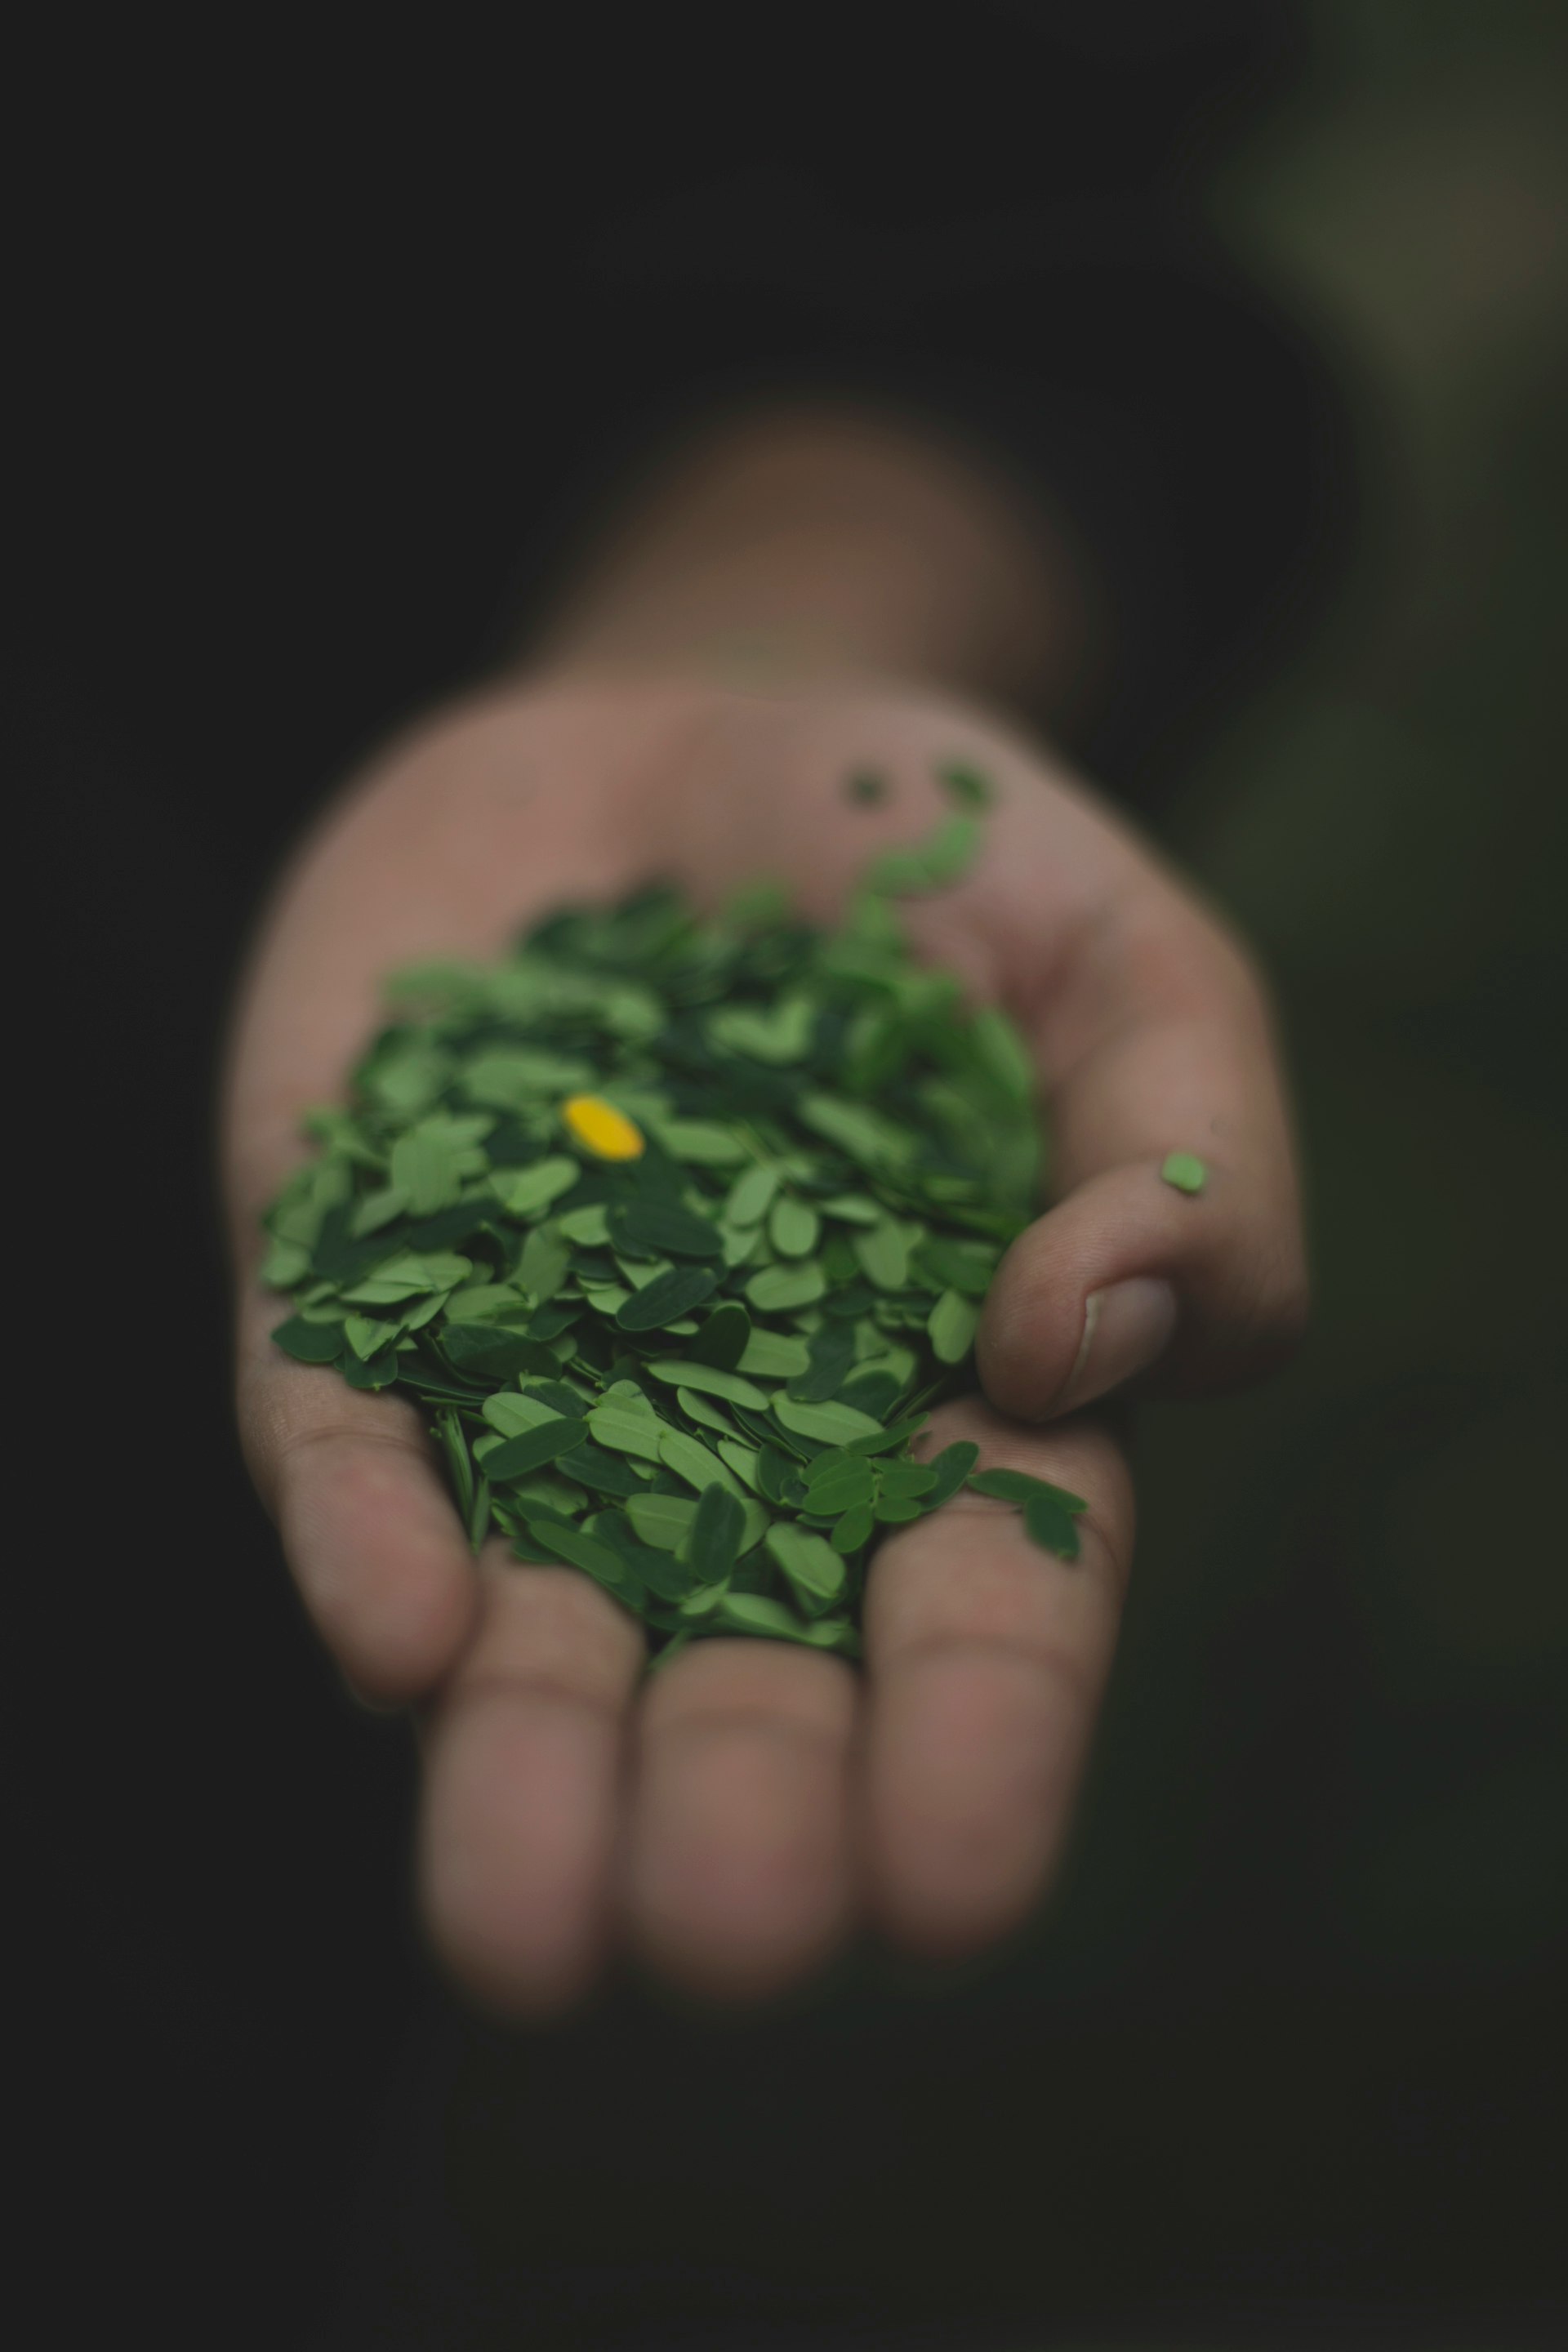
top-left (274, 1417), bottom-right (423, 1476)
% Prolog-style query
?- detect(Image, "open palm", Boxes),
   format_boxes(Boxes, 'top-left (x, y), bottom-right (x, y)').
top-left (224, 670), bottom-right (1305, 2008)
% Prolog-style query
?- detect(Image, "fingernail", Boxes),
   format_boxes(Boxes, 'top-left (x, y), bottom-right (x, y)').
top-left (1055, 1277), bottom-right (1178, 1414)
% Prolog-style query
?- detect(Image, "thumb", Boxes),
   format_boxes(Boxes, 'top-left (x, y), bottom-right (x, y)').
top-left (976, 905), bottom-right (1309, 1420)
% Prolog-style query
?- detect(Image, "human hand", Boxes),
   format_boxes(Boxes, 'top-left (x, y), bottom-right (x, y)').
top-left (222, 666), bottom-right (1306, 2012)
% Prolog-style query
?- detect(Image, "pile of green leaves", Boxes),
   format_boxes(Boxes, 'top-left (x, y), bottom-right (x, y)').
top-left (262, 773), bottom-right (1087, 1664)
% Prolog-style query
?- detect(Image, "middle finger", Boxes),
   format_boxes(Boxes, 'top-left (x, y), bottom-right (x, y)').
top-left (621, 1636), bottom-right (858, 2001)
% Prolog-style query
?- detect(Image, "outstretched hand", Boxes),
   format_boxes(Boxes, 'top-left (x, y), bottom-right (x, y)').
top-left (224, 672), bottom-right (1306, 2010)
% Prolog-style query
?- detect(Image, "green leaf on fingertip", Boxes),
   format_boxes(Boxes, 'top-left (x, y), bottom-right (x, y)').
top-left (1161, 1151), bottom-right (1209, 1195)
top-left (1022, 1490), bottom-right (1083, 1560)
top-left (920, 1441), bottom-right (980, 1507)
top-left (967, 1468), bottom-right (1089, 1512)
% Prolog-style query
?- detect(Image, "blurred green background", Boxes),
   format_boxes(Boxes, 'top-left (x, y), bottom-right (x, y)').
top-left (1144, 0), bottom-right (1567, 2011)
top-left (1065, 0), bottom-right (1568, 2311)
top-left (1079, 0), bottom-right (1568, 2313)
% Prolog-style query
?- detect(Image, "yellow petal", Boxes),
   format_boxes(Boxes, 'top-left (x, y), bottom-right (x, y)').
top-left (563, 1092), bottom-right (645, 1161)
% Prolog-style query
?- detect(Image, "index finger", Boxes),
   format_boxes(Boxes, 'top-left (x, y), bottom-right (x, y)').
top-left (862, 1395), bottom-right (1134, 1956)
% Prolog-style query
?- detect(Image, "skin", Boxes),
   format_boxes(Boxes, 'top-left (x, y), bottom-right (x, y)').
top-left (221, 404), bottom-right (1308, 2013)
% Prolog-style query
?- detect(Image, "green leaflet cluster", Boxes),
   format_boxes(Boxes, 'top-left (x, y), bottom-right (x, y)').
top-left (261, 767), bottom-right (1088, 1664)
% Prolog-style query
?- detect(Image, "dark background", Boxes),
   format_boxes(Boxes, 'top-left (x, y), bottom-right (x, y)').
top-left (15, 4), bottom-right (1566, 2345)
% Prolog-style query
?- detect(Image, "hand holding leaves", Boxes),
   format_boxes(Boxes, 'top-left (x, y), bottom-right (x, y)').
top-left (225, 671), bottom-right (1303, 2008)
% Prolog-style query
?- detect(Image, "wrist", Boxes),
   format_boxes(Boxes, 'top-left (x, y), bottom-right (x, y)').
top-left (514, 400), bottom-right (1088, 716)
